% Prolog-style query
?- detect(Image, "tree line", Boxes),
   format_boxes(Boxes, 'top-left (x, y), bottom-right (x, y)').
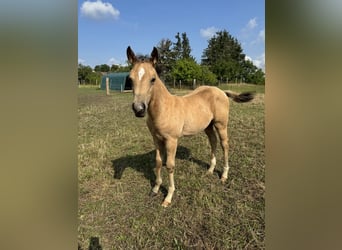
top-left (78, 63), bottom-right (130, 85)
top-left (78, 30), bottom-right (265, 85)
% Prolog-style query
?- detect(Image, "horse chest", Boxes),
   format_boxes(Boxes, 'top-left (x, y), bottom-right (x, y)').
top-left (147, 116), bottom-right (183, 139)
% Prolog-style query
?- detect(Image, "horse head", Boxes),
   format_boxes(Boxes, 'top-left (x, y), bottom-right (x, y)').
top-left (127, 46), bottom-right (158, 117)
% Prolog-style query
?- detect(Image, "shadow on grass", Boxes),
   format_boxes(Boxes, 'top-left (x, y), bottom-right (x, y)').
top-left (111, 145), bottom-right (210, 186)
top-left (78, 236), bottom-right (102, 250)
top-left (88, 237), bottom-right (102, 250)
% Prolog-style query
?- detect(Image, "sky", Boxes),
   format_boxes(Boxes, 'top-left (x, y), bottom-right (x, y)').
top-left (78, 0), bottom-right (265, 71)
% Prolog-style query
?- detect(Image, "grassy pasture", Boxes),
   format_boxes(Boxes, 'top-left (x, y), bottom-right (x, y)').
top-left (78, 84), bottom-right (265, 249)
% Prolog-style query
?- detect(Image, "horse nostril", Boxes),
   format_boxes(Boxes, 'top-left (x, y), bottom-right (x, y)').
top-left (132, 102), bottom-right (146, 117)
top-left (132, 102), bottom-right (145, 111)
top-left (139, 103), bottom-right (146, 111)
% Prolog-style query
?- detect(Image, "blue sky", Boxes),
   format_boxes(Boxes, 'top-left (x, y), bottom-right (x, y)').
top-left (78, 0), bottom-right (265, 71)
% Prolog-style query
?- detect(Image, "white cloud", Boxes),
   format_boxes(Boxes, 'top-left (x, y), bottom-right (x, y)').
top-left (108, 57), bottom-right (127, 66)
top-left (200, 26), bottom-right (219, 39)
top-left (78, 58), bottom-right (86, 64)
top-left (247, 17), bottom-right (258, 29)
top-left (254, 53), bottom-right (265, 71)
top-left (245, 55), bottom-right (253, 62)
top-left (108, 57), bottom-right (120, 65)
top-left (245, 53), bottom-right (265, 71)
top-left (80, 0), bottom-right (120, 20)
top-left (250, 29), bottom-right (265, 45)
top-left (258, 29), bottom-right (265, 42)
top-left (240, 17), bottom-right (258, 39)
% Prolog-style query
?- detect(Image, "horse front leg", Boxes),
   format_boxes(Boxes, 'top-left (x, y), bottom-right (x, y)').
top-left (161, 138), bottom-right (178, 207)
top-left (150, 138), bottom-right (164, 196)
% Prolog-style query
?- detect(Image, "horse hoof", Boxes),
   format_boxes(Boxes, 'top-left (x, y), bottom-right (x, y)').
top-left (161, 201), bottom-right (171, 207)
top-left (206, 170), bottom-right (214, 175)
top-left (149, 191), bottom-right (158, 197)
top-left (221, 177), bottom-right (227, 183)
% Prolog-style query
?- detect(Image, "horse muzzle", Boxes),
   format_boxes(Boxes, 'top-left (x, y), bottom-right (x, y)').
top-left (132, 102), bottom-right (146, 117)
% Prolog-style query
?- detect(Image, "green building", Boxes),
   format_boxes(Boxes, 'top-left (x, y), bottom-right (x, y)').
top-left (101, 72), bottom-right (132, 91)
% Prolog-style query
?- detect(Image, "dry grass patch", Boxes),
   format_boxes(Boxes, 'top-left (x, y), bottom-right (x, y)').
top-left (78, 85), bottom-right (265, 249)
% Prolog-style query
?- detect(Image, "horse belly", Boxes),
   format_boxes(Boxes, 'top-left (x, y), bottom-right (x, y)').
top-left (182, 113), bottom-right (212, 136)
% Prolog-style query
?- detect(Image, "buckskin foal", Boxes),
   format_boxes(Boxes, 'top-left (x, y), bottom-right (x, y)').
top-left (127, 46), bottom-right (254, 207)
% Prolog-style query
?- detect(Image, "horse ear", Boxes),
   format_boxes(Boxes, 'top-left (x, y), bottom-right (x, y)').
top-left (150, 47), bottom-right (158, 66)
top-left (127, 46), bottom-right (137, 64)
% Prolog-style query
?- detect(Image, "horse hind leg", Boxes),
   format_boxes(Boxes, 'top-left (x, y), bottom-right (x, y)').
top-left (205, 124), bottom-right (217, 175)
top-left (215, 122), bottom-right (230, 183)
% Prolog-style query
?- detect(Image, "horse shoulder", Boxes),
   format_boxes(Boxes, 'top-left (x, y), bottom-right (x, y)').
top-left (147, 96), bottom-right (185, 138)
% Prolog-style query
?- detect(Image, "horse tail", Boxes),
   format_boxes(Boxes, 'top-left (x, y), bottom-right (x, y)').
top-left (225, 91), bottom-right (255, 103)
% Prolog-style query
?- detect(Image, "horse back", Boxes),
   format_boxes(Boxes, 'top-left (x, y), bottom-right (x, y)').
top-left (183, 86), bottom-right (229, 112)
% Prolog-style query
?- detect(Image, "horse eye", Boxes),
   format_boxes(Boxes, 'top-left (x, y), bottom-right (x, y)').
top-left (151, 77), bottom-right (156, 84)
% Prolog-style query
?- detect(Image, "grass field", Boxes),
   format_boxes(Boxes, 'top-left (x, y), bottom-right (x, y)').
top-left (78, 84), bottom-right (265, 249)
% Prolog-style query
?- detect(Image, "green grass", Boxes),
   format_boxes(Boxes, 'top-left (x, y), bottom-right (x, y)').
top-left (78, 85), bottom-right (265, 249)
top-left (218, 83), bottom-right (265, 94)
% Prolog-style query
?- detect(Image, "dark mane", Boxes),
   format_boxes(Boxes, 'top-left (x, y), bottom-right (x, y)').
top-left (136, 55), bottom-right (150, 61)
top-left (136, 55), bottom-right (162, 75)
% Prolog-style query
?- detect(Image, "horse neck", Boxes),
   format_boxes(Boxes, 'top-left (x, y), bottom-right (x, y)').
top-left (149, 78), bottom-right (172, 114)
top-left (152, 77), bottom-right (171, 99)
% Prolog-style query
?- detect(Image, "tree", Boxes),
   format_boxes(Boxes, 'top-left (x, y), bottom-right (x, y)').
top-left (249, 68), bottom-right (265, 85)
top-left (172, 32), bottom-right (193, 60)
top-left (88, 71), bottom-right (101, 85)
top-left (94, 65), bottom-right (101, 72)
top-left (202, 30), bottom-right (244, 80)
top-left (157, 32), bottom-right (195, 82)
top-left (171, 58), bottom-right (201, 83)
top-left (78, 64), bottom-right (101, 85)
top-left (201, 29), bottom-right (264, 84)
top-left (110, 64), bottom-right (131, 72)
top-left (170, 59), bottom-right (218, 87)
top-left (117, 65), bottom-right (131, 72)
top-left (181, 32), bottom-right (192, 59)
top-left (110, 64), bottom-right (119, 72)
top-left (173, 32), bottom-right (182, 60)
top-left (94, 64), bottom-right (110, 73)
top-left (241, 59), bottom-right (265, 84)
top-left (100, 64), bottom-right (110, 72)
top-left (156, 38), bottom-right (175, 81)
top-left (78, 64), bottom-right (92, 84)
top-left (200, 65), bottom-right (218, 85)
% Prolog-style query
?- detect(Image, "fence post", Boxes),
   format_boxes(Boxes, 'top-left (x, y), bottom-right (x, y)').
top-left (193, 79), bottom-right (196, 89)
top-left (106, 77), bottom-right (110, 95)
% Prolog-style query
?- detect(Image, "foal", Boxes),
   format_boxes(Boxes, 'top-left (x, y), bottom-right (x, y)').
top-left (127, 46), bottom-right (254, 207)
